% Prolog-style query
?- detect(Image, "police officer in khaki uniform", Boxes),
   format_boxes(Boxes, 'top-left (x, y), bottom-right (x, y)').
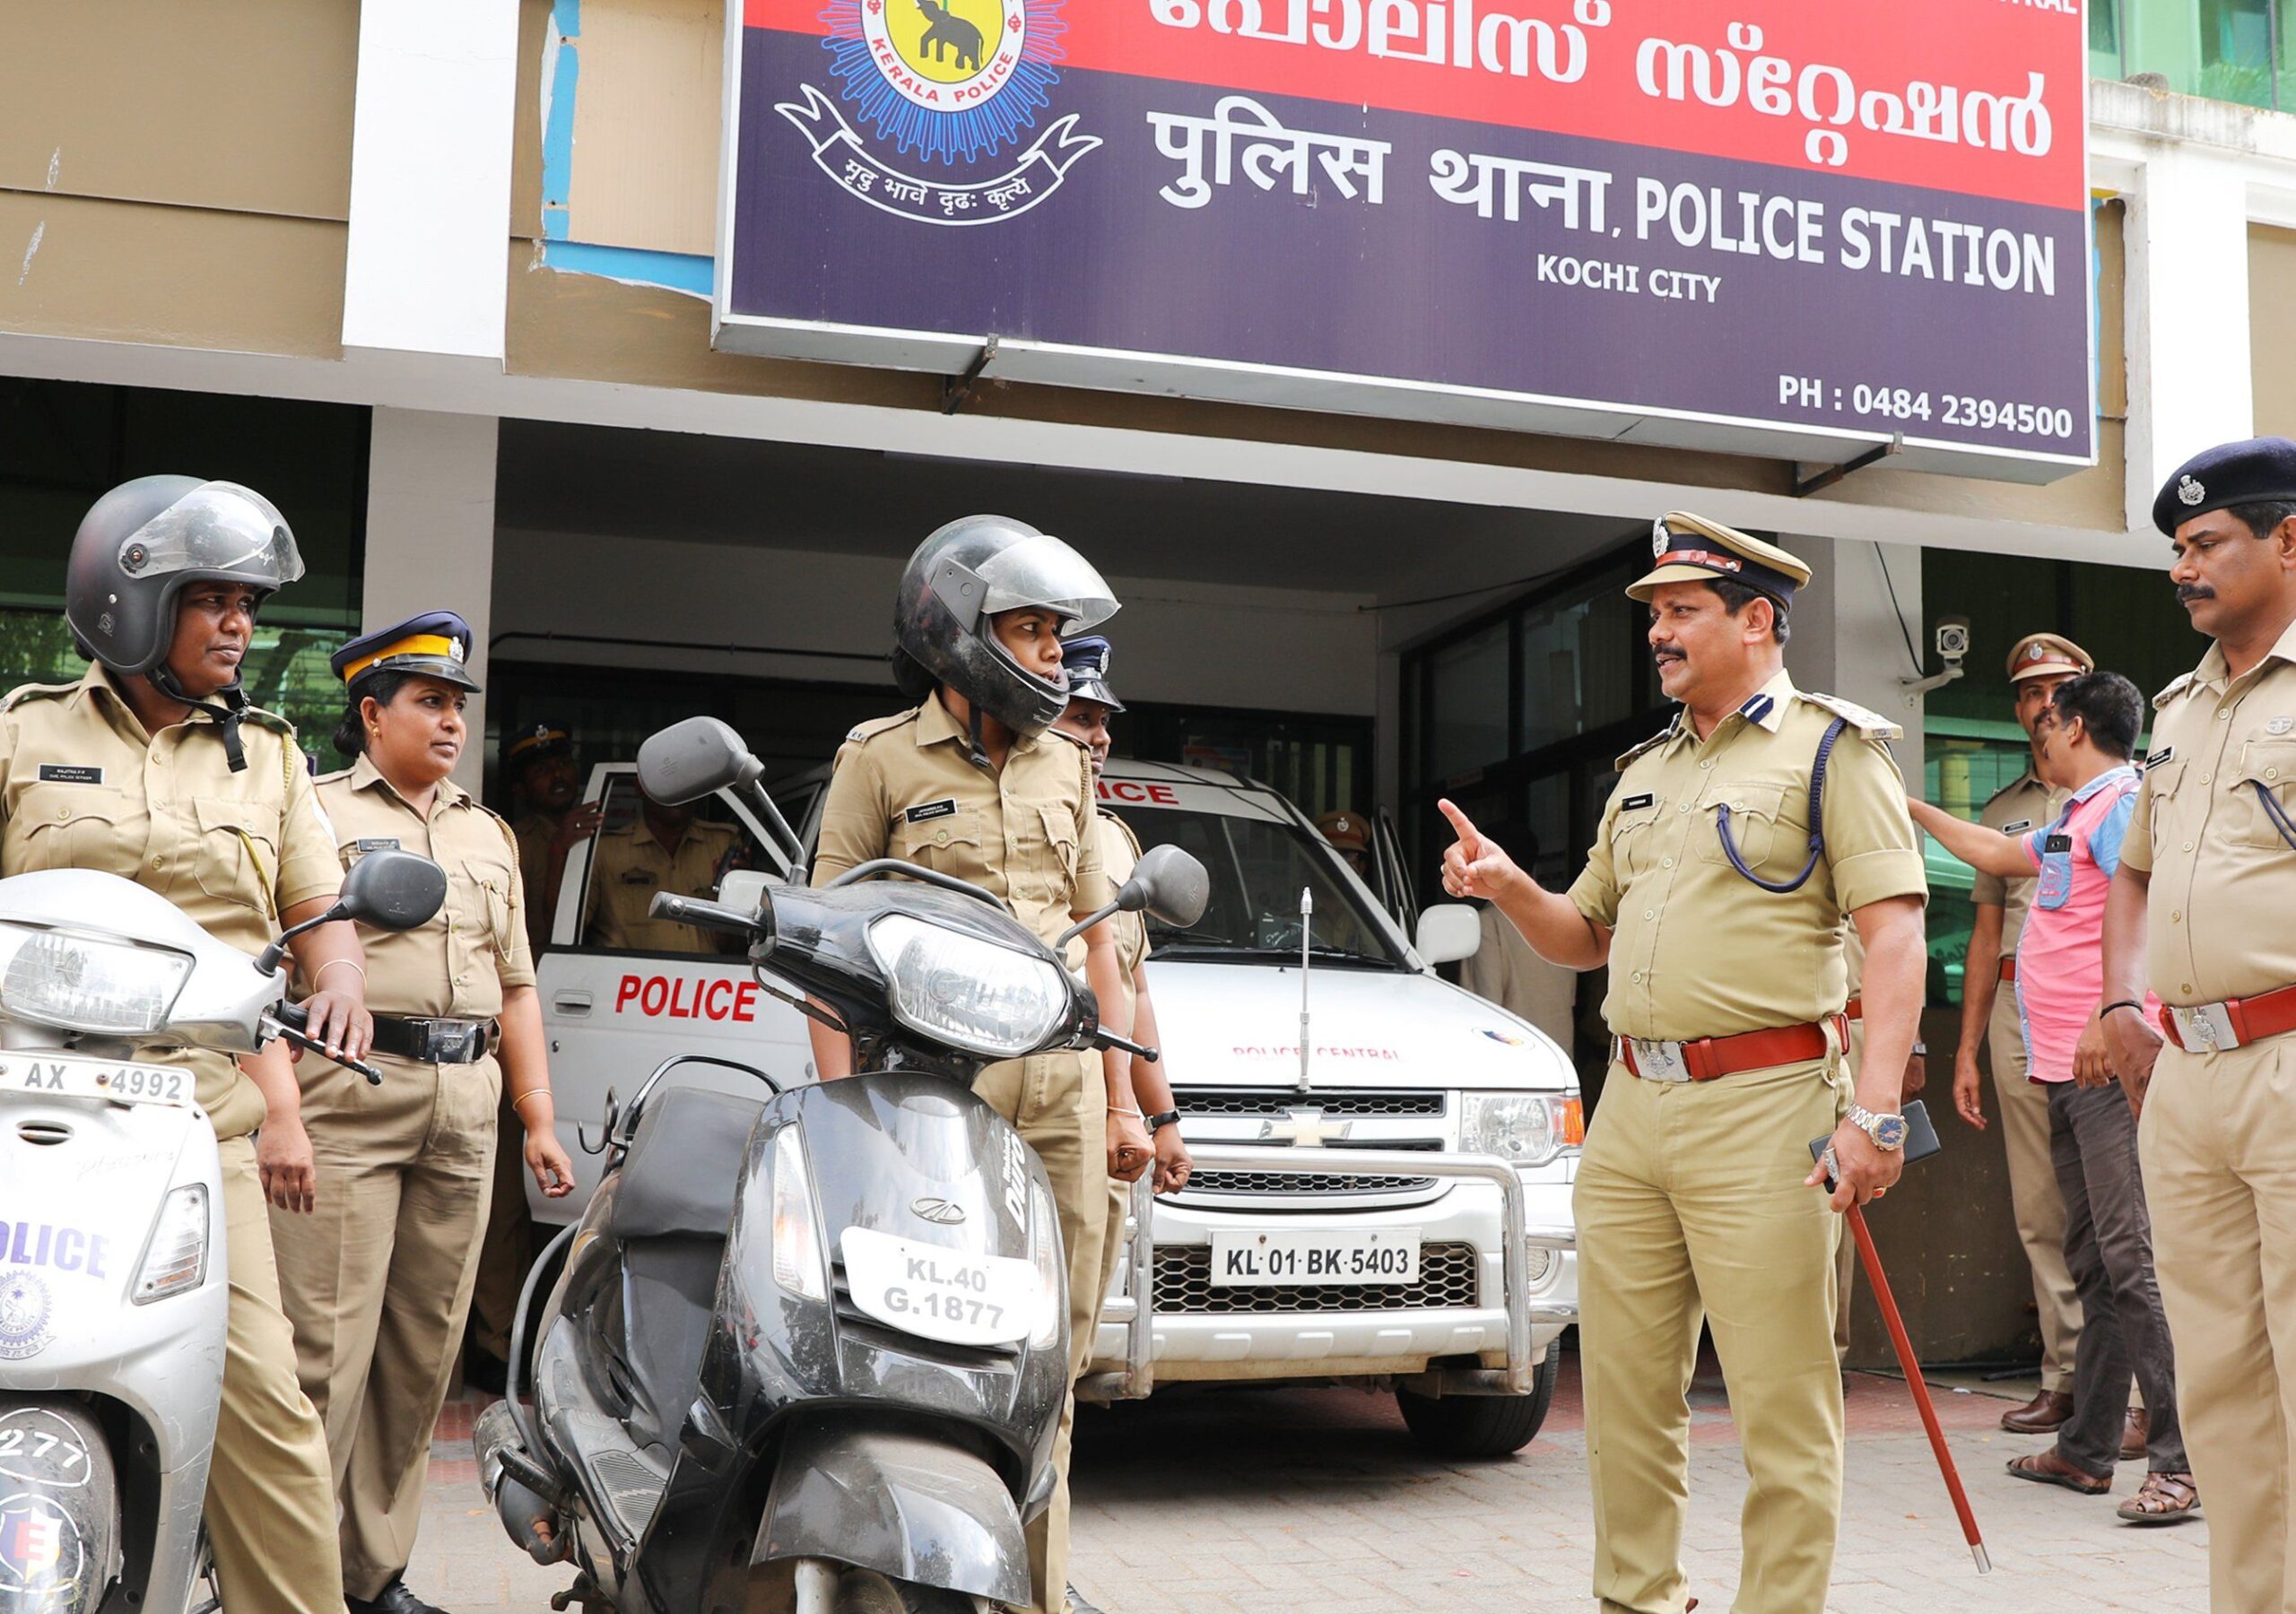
top-left (810, 516), bottom-right (1151, 1614)
top-left (1958, 634), bottom-right (2087, 1434)
top-left (584, 794), bottom-right (741, 952)
top-left (0, 475), bottom-right (374, 1614)
top-left (271, 612), bottom-right (577, 1614)
top-left (1442, 514), bottom-right (1927, 1614)
top-left (2102, 438), bottom-right (2296, 1607)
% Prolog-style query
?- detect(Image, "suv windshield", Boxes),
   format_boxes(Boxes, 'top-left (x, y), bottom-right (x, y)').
top-left (1112, 804), bottom-right (1406, 968)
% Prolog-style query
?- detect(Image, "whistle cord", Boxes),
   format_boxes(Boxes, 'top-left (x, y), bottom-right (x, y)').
top-left (1716, 717), bottom-right (1847, 895)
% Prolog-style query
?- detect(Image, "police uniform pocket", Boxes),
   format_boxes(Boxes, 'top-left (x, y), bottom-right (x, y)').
top-left (2233, 742), bottom-right (2296, 850)
top-left (457, 854), bottom-right (519, 961)
top-left (190, 796), bottom-right (283, 912)
top-left (1697, 782), bottom-right (1793, 871)
top-left (896, 804), bottom-right (985, 875)
top-left (1607, 797), bottom-right (1666, 880)
top-left (12, 785), bottom-right (130, 872)
top-left (2143, 759), bottom-right (2186, 861)
top-left (1034, 803), bottom-right (1081, 887)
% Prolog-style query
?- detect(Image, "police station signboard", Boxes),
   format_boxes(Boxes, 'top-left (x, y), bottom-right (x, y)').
top-left (715, 1), bottom-right (2093, 478)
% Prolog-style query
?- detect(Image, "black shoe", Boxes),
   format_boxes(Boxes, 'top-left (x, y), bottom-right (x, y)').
top-left (1065, 1583), bottom-right (1107, 1614)
top-left (463, 1348), bottom-right (509, 1397)
top-left (348, 1578), bottom-right (453, 1614)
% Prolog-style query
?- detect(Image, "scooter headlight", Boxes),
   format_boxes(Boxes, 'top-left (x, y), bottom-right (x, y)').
top-left (1459, 1090), bottom-right (1585, 1170)
top-left (133, 1184), bottom-right (210, 1304)
top-left (1027, 1181), bottom-right (1063, 1352)
top-left (865, 915), bottom-right (1068, 1059)
top-left (0, 924), bottom-right (192, 1036)
top-left (770, 1127), bottom-right (828, 1304)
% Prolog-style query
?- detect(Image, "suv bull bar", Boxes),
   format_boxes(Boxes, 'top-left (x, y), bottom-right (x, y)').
top-left (1085, 1146), bottom-right (1578, 1401)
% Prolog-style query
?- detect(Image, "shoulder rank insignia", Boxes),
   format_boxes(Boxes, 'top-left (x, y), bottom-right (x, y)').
top-left (1796, 690), bottom-right (1900, 741)
top-left (2152, 672), bottom-right (2196, 710)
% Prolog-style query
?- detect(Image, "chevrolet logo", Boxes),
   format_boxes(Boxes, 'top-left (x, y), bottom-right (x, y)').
top-left (1258, 1107), bottom-right (1352, 1148)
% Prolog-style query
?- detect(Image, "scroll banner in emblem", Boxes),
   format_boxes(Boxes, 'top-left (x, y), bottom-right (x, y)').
top-left (776, 85), bottom-right (1101, 227)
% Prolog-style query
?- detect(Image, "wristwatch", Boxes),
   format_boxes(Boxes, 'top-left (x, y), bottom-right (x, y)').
top-left (1145, 1109), bottom-right (1180, 1135)
top-left (1846, 1102), bottom-right (1909, 1151)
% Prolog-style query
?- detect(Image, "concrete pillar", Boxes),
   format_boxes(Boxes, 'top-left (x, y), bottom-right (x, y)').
top-left (2124, 144), bottom-right (2256, 526)
top-left (1791, 534), bottom-right (1927, 776)
top-left (363, 409), bottom-right (500, 794)
top-left (340, 1), bottom-right (521, 365)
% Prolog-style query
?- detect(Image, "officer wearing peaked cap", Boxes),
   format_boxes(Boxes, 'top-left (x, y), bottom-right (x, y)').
top-left (1442, 512), bottom-right (1927, 1614)
top-left (2102, 436), bottom-right (2296, 1604)
top-left (270, 612), bottom-right (576, 1614)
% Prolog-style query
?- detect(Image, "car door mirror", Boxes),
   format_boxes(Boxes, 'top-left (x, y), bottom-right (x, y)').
top-left (338, 848), bottom-right (448, 932)
top-left (1119, 844), bottom-right (1211, 928)
top-left (1415, 903), bottom-right (1482, 966)
top-left (638, 716), bottom-right (763, 806)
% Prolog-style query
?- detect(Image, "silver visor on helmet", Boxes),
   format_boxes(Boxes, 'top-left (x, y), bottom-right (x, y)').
top-left (117, 482), bottom-right (304, 591)
top-left (961, 533), bottom-right (1117, 634)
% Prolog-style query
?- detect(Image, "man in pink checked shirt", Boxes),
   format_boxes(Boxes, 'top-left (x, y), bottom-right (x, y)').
top-left (1911, 672), bottom-right (2198, 1526)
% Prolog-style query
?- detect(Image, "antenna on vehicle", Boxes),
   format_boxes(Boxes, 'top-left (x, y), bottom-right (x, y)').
top-left (1296, 885), bottom-right (1313, 1094)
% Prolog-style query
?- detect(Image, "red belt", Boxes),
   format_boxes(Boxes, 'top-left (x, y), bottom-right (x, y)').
top-left (1845, 997), bottom-right (1861, 1020)
top-left (2156, 983), bottom-right (2296, 1053)
top-left (1999, 956), bottom-right (2018, 984)
top-left (1618, 1017), bottom-right (1846, 1082)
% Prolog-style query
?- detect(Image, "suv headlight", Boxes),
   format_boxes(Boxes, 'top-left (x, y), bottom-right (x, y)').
top-left (865, 915), bottom-right (1068, 1058)
top-left (0, 924), bottom-right (193, 1035)
top-left (1460, 1090), bottom-right (1585, 1169)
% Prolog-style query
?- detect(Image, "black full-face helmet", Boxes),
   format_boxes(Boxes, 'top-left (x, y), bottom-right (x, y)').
top-left (65, 475), bottom-right (303, 682)
top-left (893, 515), bottom-right (1118, 738)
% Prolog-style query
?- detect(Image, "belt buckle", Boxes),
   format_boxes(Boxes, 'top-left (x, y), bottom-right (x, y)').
top-left (1630, 1038), bottom-right (1692, 1083)
top-left (2170, 1002), bottom-right (2239, 1053)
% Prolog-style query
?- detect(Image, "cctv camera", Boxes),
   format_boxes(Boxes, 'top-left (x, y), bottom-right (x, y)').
top-left (1935, 617), bottom-right (1971, 662)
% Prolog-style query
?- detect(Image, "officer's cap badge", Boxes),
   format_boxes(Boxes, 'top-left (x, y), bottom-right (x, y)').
top-left (2179, 474), bottom-right (2206, 507)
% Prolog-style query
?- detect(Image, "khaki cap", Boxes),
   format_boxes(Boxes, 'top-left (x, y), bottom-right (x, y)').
top-left (1627, 512), bottom-right (1812, 605)
top-left (1316, 810), bottom-right (1370, 853)
top-left (2005, 632), bottom-right (2093, 682)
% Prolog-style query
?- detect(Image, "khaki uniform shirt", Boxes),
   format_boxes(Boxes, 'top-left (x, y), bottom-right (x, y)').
top-left (1972, 770), bottom-right (2063, 954)
top-left (0, 664), bottom-right (342, 1137)
top-left (1567, 670), bottom-right (1928, 1042)
top-left (1463, 904), bottom-right (1578, 1053)
top-left (513, 811), bottom-right (556, 956)
top-left (2126, 620), bottom-right (2296, 1005)
top-left (586, 814), bottom-right (741, 953)
top-left (813, 696), bottom-right (1114, 950)
top-left (303, 755), bottom-right (535, 1020)
top-left (1090, 811), bottom-right (1151, 1016)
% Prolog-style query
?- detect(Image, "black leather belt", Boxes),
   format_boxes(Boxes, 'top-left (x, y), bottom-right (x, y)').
top-left (368, 1014), bottom-right (495, 1065)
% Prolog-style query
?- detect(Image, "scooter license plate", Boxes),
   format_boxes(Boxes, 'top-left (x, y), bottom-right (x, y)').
top-left (0, 1052), bottom-right (193, 1107)
top-left (839, 1226), bottom-right (1041, 1348)
top-left (1209, 1228), bottom-right (1422, 1288)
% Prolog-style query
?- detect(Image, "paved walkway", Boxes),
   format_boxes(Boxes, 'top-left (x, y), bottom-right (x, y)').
top-left (409, 1355), bottom-right (2209, 1612)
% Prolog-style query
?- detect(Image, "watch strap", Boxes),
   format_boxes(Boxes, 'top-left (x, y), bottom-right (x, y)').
top-left (1145, 1109), bottom-right (1180, 1134)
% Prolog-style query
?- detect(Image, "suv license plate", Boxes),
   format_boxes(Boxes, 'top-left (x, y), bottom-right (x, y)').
top-left (0, 1053), bottom-right (193, 1108)
top-left (1209, 1228), bottom-right (1422, 1288)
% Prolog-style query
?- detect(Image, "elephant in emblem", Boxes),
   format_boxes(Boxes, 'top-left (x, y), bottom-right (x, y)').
top-left (914, 0), bottom-right (986, 73)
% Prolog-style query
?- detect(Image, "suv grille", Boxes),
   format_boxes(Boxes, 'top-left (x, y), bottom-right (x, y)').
top-left (1152, 1241), bottom-right (1479, 1315)
top-left (1181, 1169), bottom-right (1439, 1197)
top-left (1173, 1088), bottom-right (1445, 1119)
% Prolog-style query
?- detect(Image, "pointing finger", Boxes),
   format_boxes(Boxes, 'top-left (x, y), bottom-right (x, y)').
top-left (1437, 798), bottom-right (1486, 855)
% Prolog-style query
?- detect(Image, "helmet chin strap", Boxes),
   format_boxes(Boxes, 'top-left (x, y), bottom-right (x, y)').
top-left (149, 662), bottom-right (250, 772)
top-left (965, 701), bottom-right (993, 774)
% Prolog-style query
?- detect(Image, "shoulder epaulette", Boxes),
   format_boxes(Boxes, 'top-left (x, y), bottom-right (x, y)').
top-left (1979, 773), bottom-right (2039, 809)
top-left (843, 709), bottom-right (921, 746)
top-left (2152, 672), bottom-right (2197, 710)
top-left (1613, 716), bottom-right (1678, 771)
top-left (1103, 807), bottom-right (1145, 860)
top-left (241, 707), bottom-right (295, 736)
top-left (1796, 690), bottom-right (1901, 741)
top-left (314, 767), bottom-right (355, 786)
top-left (0, 681), bottom-right (78, 712)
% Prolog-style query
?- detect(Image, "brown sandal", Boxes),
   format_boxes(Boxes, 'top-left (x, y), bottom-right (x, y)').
top-left (2118, 1471), bottom-right (2200, 1524)
top-left (2006, 1450), bottom-right (2110, 1494)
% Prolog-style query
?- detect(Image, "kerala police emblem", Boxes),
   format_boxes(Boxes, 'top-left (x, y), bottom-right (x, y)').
top-left (0, 1272), bottom-right (53, 1362)
top-left (2179, 473), bottom-right (2206, 507)
top-left (778, 0), bottom-right (1099, 226)
top-left (2273, 716), bottom-right (2295, 736)
top-left (1650, 519), bottom-right (1672, 560)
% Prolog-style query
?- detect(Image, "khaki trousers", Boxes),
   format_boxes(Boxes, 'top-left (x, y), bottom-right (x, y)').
top-left (209, 1134), bottom-right (351, 1614)
top-left (2141, 1037), bottom-right (2296, 1614)
top-left (974, 1052), bottom-right (1108, 1614)
top-left (1990, 990), bottom-right (2082, 1392)
top-left (270, 1053), bottom-right (500, 1600)
top-left (1577, 1056), bottom-right (1848, 1614)
top-left (465, 1089), bottom-right (531, 1363)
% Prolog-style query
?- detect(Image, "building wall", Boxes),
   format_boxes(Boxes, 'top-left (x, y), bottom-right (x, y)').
top-left (2254, 222), bottom-right (2296, 438)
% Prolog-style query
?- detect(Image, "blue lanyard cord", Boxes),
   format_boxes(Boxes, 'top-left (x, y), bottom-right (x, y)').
top-left (2251, 778), bottom-right (2296, 851)
top-left (1715, 717), bottom-right (1848, 895)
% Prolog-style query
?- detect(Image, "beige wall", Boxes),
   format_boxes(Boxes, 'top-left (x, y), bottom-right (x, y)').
top-left (2254, 223), bottom-right (2296, 441)
top-left (0, 0), bottom-right (358, 357)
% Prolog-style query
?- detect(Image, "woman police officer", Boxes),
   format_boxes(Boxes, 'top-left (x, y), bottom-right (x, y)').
top-left (267, 612), bottom-right (576, 1614)
top-left (0, 475), bottom-right (373, 1614)
top-left (807, 515), bottom-right (1150, 1614)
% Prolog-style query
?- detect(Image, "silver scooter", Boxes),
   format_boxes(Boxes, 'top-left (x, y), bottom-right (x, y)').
top-left (0, 851), bottom-right (445, 1614)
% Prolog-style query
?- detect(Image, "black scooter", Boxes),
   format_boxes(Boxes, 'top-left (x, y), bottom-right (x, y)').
top-left (475, 716), bottom-right (1206, 1614)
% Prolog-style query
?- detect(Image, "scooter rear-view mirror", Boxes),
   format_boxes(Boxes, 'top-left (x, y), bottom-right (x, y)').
top-left (254, 847), bottom-right (447, 975)
top-left (638, 716), bottom-right (762, 806)
top-left (1119, 844), bottom-right (1210, 928)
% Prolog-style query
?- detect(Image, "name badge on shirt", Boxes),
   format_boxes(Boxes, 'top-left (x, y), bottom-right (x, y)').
top-left (35, 765), bottom-right (103, 785)
top-left (2145, 747), bottom-right (2175, 771)
top-left (1621, 793), bottom-right (1656, 811)
top-left (622, 870), bottom-right (657, 885)
top-left (353, 837), bottom-right (400, 853)
top-left (906, 799), bottom-right (959, 824)
top-left (2000, 820), bottom-right (2033, 835)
